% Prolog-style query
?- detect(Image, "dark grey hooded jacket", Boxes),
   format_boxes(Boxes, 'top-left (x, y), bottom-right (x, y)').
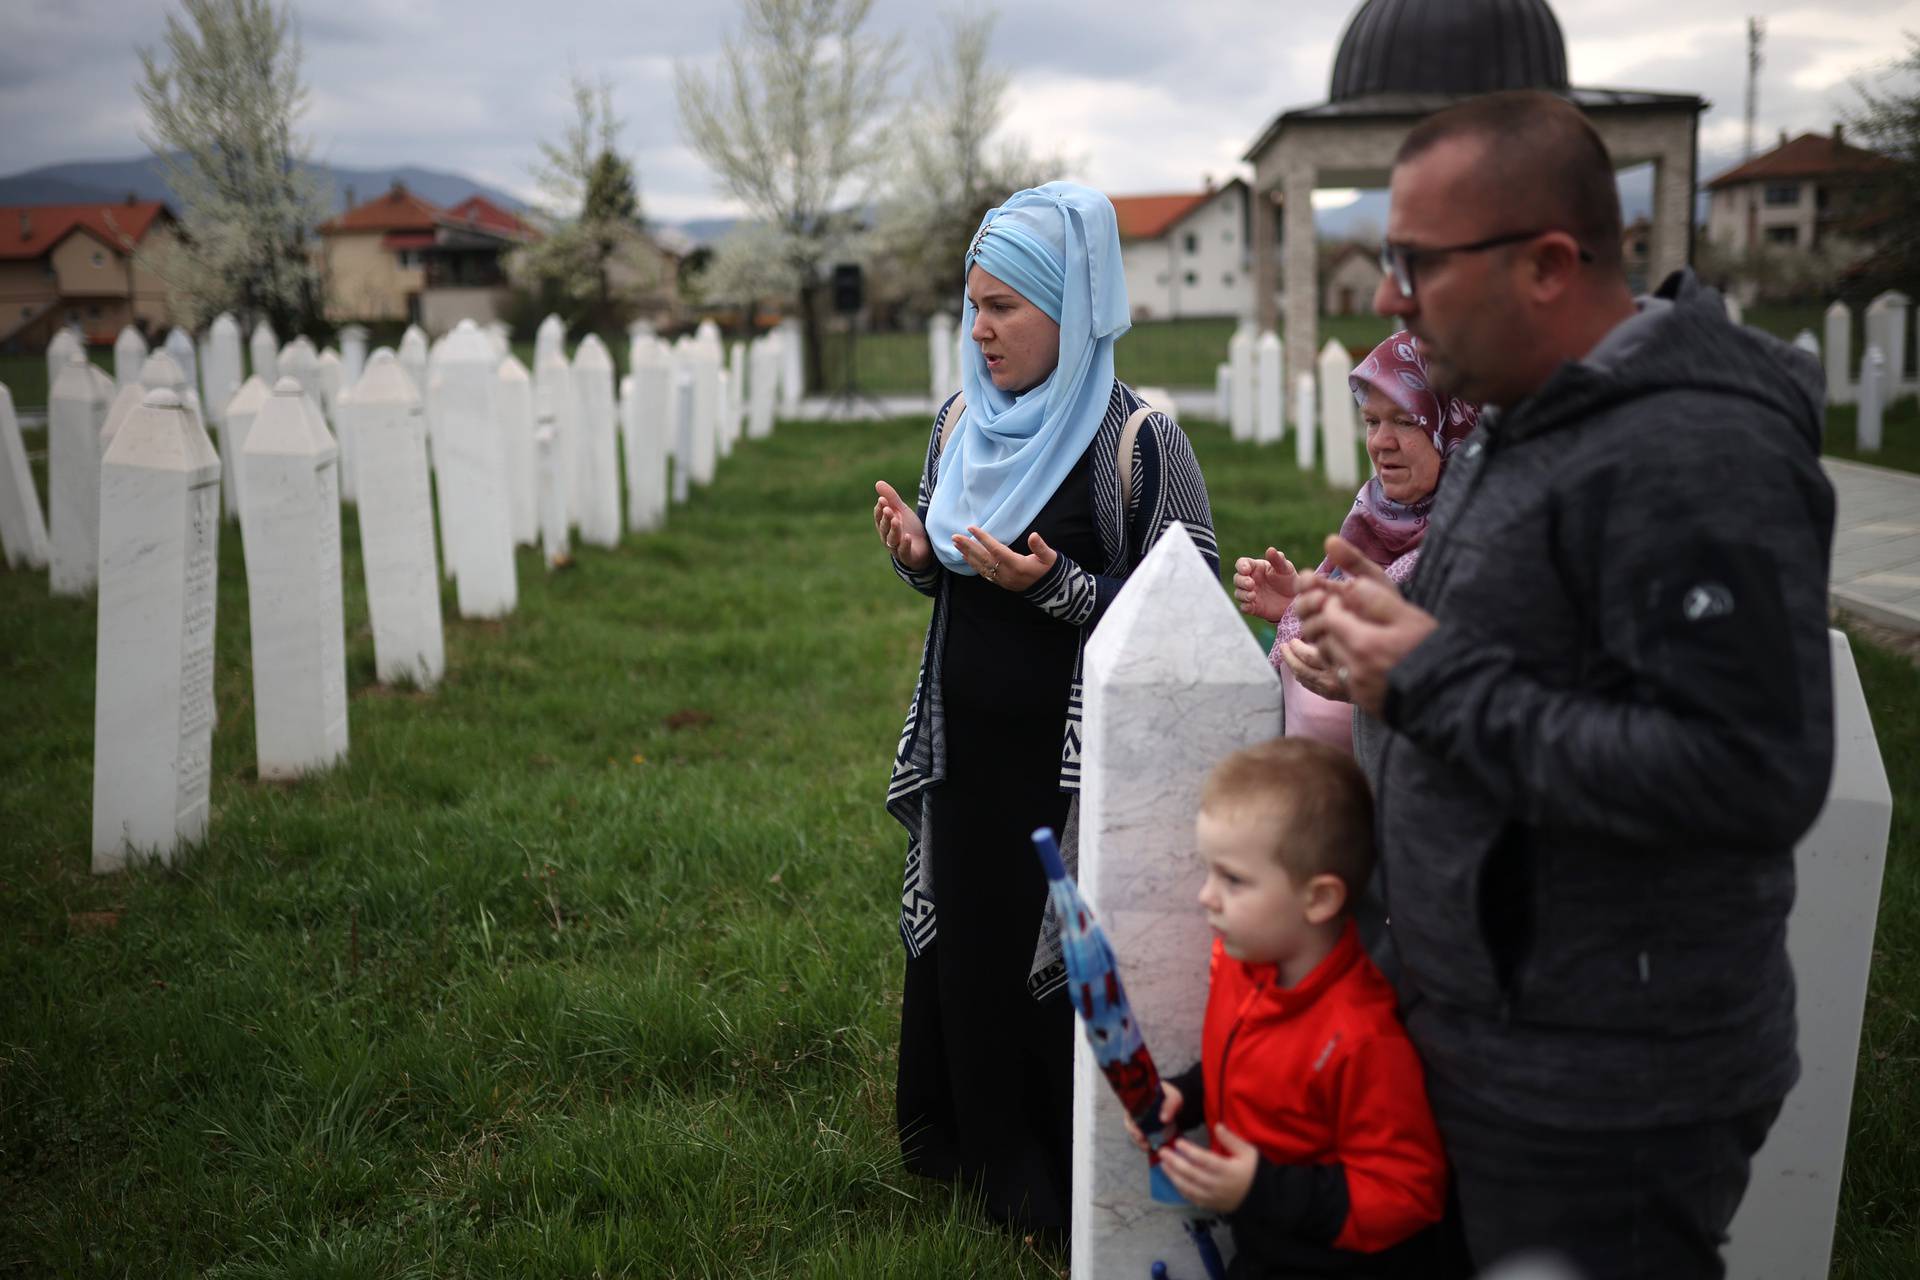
top-left (1376, 270), bottom-right (1837, 1130)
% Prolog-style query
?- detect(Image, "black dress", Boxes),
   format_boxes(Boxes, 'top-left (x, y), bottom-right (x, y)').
top-left (896, 442), bottom-right (1104, 1236)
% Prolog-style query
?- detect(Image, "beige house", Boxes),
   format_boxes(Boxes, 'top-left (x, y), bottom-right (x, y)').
top-left (1322, 244), bottom-right (1385, 316)
top-left (1704, 128), bottom-right (1893, 256)
top-left (1112, 180), bottom-right (1259, 321)
top-left (318, 184), bottom-right (535, 330)
top-left (0, 199), bottom-right (179, 350)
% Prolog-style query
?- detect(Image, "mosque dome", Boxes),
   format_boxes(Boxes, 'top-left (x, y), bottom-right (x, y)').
top-left (1329, 0), bottom-right (1570, 102)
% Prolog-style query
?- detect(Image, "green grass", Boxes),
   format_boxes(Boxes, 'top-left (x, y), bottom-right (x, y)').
top-left (2, 412), bottom-right (1914, 1275)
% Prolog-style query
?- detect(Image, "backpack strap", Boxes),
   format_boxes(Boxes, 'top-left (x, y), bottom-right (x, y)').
top-left (940, 390), bottom-right (1150, 511)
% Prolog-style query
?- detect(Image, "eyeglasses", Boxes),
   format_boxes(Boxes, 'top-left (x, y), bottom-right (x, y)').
top-left (1379, 230), bottom-right (1595, 299)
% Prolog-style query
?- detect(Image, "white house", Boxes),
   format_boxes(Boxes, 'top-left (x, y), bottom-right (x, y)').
top-left (1112, 179), bottom-right (1255, 321)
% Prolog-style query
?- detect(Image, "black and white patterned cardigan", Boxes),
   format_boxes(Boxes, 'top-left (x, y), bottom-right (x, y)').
top-left (885, 380), bottom-right (1218, 999)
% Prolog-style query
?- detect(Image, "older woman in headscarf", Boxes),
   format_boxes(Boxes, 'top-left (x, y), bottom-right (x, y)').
top-left (1233, 334), bottom-right (1479, 760)
top-left (870, 181), bottom-right (1217, 1236)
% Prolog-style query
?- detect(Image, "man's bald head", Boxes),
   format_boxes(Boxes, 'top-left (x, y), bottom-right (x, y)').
top-left (1396, 90), bottom-right (1625, 276)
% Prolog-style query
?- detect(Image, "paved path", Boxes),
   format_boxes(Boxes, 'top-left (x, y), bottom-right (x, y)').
top-left (1826, 457), bottom-right (1920, 635)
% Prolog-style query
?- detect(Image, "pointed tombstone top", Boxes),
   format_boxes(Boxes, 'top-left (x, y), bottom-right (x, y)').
top-left (497, 354), bottom-right (530, 384)
top-left (140, 352), bottom-right (186, 391)
top-left (249, 379), bottom-right (333, 457)
top-left (1085, 522), bottom-right (1275, 690)
top-left (211, 313), bottom-right (240, 339)
top-left (1319, 337), bottom-right (1350, 363)
top-left (1870, 289), bottom-right (1911, 310)
top-left (89, 364), bottom-right (115, 398)
top-left (353, 350), bottom-right (420, 407)
top-left (574, 333), bottom-right (613, 370)
top-left (115, 324), bottom-right (148, 354)
top-left (318, 348), bottom-right (341, 369)
top-left (1228, 327), bottom-right (1253, 353)
top-left (252, 318), bottom-right (277, 341)
top-left (1826, 300), bottom-right (1849, 319)
top-left (227, 374), bottom-right (272, 417)
top-left (632, 336), bottom-right (667, 368)
top-left (1793, 330), bottom-right (1821, 356)
top-left (53, 353), bottom-right (107, 402)
top-left (102, 381), bottom-right (147, 453)
top-left (398, 326), bottom-right (429, 360)
top-left (1256, 329), bottom-right (1281, 353)
top-left (104, 387), bottom-right (219, 473)
top-left (439, 320), bottom-right (494, 367)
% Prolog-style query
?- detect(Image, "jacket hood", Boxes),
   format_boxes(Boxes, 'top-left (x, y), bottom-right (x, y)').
top-left (1496, 269), bottom-right (1826, 454)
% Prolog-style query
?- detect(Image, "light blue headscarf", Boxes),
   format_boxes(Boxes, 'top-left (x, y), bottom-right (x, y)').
top-left (924, 181), bottom-right (1131, 575)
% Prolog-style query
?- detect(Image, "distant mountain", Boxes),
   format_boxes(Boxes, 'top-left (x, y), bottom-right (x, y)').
top-left (0, 153), bottom-right (530, 219)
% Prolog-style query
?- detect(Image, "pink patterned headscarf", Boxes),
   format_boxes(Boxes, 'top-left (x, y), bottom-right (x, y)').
top-left (1273, 333), bottom-right (1479, 648)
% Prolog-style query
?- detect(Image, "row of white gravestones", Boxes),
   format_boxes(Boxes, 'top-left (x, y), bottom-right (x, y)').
top-left (347, 352), bottom-right (444, 687)
top-left (240, 380), bottom-right (348, 778)
top-left (626, 341), bottom-right (671, 533)
top-left (1069, 527), bottom-right (1894, 1280)
top-left (1317, 338), bottom-right (1360, 490)
top-left (93, 388), bottom-right (220, 872)
top-left (0, 384), bottom-right (50, 569)
top-left (573, 335), bottom-right (623, 548)
top-left (1223, 326), bottom-right (1291, 450)
top-left (1821, 293), bottom-right (1913, 406)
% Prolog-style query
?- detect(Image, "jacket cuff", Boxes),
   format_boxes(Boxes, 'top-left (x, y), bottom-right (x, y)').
top-left (1229, 1159), bottom-right (1350, 1247)
top-left (892, 555), bottom-right (940, 597)
top-left (1021, 551), bottom-right (1098, 626)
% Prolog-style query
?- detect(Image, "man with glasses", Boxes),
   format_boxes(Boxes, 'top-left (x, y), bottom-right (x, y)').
top-left (1294, 90), bottom-right (1836, 1279)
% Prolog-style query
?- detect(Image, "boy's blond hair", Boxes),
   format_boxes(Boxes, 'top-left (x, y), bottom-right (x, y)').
top-left (1199, 738), bottom-right (1376, 903)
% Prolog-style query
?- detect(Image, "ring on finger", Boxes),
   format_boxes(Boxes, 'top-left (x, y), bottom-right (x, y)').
top-left (1336, 665), bottom-right (1351, 687)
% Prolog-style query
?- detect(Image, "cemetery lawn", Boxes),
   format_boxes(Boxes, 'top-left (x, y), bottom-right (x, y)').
top-left (2, 416), bottom-right (1916, 1277)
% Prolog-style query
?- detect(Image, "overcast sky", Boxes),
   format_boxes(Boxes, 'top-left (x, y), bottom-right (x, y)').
top-left (2, 0), bottom-right (1914, 222)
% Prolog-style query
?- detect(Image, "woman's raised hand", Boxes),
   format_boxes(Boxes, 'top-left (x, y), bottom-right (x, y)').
top-left (874, 481), bottom-right (933, 571)
top-left (1231, 547), bottom-right (1300, 623)
top-left (952, 525), bottom-right (1058, 592)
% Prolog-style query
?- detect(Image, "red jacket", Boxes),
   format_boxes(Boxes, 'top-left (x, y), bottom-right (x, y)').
top-left (1185, 921), bottom-right (1446, 1260)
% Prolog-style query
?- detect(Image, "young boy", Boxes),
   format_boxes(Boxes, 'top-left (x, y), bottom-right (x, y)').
top-left (1129, 737), bottom-right (1447, 1278)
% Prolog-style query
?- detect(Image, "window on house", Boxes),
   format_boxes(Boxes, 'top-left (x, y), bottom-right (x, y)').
top-left (1764, 183), bottom-right (1799, 207)
top-left (1766, 225), bottom-right (1799, 247)
top-left (1222, 229), bottom-right (1234, 244)
top-left (87, 304), bottom-right (102, 319)
top-left (1223, 273), bottom-right (1235, 287)
top-left (1184, 270), bottom-right (1198, 286)
top-left (1183, 233), bottom-right (1198, 255)
top-left (1155, 271), bottom-right (1168, 284)
top-left (92, 250), bottom-right (106, 267)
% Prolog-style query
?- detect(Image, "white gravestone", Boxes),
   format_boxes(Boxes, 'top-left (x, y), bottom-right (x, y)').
top-left (436, 322), bottom-right (518, 617)
top-left (92, 388), bottom-right (220, 872)
top-left (778, 318), bottom-right (803, 412)
top-left (673, 369), bottom-right (694, 506)
top-left (728, 339), bottom-right (748, 452)
top-left (1866, 291), bottom-right (1910, 390)
top-left (535, 314), bottom-right (565, 374)
top-left (1294, 371), bottom-right (1317, 472)
top-left (571, 334), bottom-right (623, 548)
top-left (100, 381), bottom-right (148, 470)
top-left (535, 349), bottom-right (578, 529)
top-left (495, 356), bottom-right (539, 546)
top-left (1792, 330), bottom-right (1821, 361)
top-left (748, 335), bottom-right (778, 440)
top-left (49, 356), bottom-right (109, 595)
top-left (1824, 303), bottom-right (1852, 407)
top-left (0, 384), bottom-right (50, 569)
top-left (1074, 522), bottom-right (1282, 1279)
top-left (534, 394), bottom-right (569, 570)
top-left (338, 324), bottom-right (368, 390)
top-left (1255, 330), bottom-right (1284, 445)
top-left (1857, 346), bottom-right (1885, 453)
top-left (486, 322), bottom-right (511, 359)
top-left (1215, 363), bottom-right (1231, 424)
top-left (317, 348), bottom-right (347, 499)
top-left (221, 376), bottom-right (271, 526)
top-left (349, 353), bottom-right (444, 688)
top-left (717, 368), bottom-right (735, 460)
top-left (398, 325), bottom-right (430, 404)
top-left (140, 351), bottom-right (187, 395)
top-left (279, 337), bottom-right (322, 413)
top-left (240, 380), bottom-right (349, 778)
top-left (1228, 325), bottom-right (1255, 442)
top-left (1133, 388), bottom-right (1177, 424)
top-left (930, 313), bottom-right (955, 403)
top-left (626, 347), bottom-right (670, 533)
top-left (1723, 630), bottom-right (1893, 1280)
top-left (46, 327), bottom-right (81, 397)
top-left (688, 341), bottom-right (722, 488)
top-left (1723, 293), bottom-right (1744, 327)
top-left (164, 327), bottom-right (198, 391)
top-left (1319, 339), bottom-right (1358, 489)
top-left (249, 319), bottom-right (278, 386)
top-left (113, 324), bottom-right (148, 392)
top-left (203, 313), bottom-right (244, 430)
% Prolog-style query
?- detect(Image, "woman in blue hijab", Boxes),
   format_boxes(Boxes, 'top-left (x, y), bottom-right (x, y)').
top-left (871, 181), bottom-right (1218, 1236)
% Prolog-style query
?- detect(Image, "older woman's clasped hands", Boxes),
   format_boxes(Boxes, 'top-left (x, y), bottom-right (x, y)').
top-left (1293, 535), bottom-right (1439, 717)
top-left (1233, 547), bottom-right (1351, 704)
